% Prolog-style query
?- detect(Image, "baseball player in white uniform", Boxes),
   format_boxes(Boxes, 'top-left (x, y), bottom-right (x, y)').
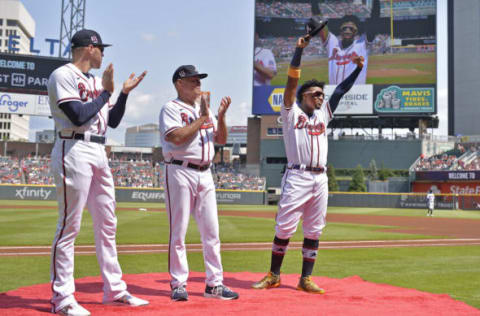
top-left (253, 35), bottom-right (364, 293)
top-left (319, 15), bottom-right (368, 85)
top-left (48, 29), bottom-right (148, 316)
top-left (159, 65), bottom-right (239, 301)
top-left (254, 33), bottom-right (277, 86)
top-left (426, 190), bottom-right (435, 216)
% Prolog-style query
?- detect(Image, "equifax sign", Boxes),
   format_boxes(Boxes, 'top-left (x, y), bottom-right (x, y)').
top-left (6, 35), bottom-right (73, 57)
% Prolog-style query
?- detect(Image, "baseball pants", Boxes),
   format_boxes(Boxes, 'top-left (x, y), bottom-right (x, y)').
top-left (50, 140), bottom-right (127, 311)
top-left (164, 163), bottom-right (223, 289)
top-left (275, 169), bottom-right (329, 240)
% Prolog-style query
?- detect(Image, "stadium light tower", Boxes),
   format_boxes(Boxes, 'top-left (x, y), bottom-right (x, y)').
top-left (59, 0), bottom-right (86, 58)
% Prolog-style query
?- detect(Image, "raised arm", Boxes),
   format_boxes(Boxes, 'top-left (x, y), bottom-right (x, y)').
top-left (328, 56), bottom-right (364, 113)
top-left (284, 37), bottom-right (310, 109)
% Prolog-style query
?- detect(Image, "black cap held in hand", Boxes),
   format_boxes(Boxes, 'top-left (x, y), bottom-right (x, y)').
top-left (71, 29), bottom-right (112, 49)
top-left (306, 17), bottom-right (328, 38)
top-left (172, 65), bottom-right (208, 83)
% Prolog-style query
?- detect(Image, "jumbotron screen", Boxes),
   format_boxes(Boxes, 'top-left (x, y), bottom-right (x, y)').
top-left (252, 0), bottom-right (437, 116)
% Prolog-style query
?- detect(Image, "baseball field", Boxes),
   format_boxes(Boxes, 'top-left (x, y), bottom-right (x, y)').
top-left (1, 200), bottom-right (479, 315)
top-left (271, 52), bottom-right (436, 85)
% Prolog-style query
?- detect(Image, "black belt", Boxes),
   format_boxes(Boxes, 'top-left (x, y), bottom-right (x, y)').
top-left (170, 159), bottom-right (211, 171)
top-left (59, 132), bottom-right (106, 144)
top-left (288, 164), bottom-right (325, 173)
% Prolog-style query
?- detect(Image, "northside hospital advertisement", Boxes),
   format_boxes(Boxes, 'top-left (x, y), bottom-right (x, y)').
top-left (252, 0), bottom-right (437, 116)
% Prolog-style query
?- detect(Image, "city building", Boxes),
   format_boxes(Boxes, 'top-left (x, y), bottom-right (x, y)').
top-left (0, 0), bottom-right (35, 141)
top-left (35, 129), bottom-right (54, 143)
top-left (125, 123), bottom-right (161, 147)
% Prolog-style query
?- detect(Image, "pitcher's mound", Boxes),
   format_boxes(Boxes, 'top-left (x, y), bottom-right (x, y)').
top-left (0, 272), bottom-right (478, 315)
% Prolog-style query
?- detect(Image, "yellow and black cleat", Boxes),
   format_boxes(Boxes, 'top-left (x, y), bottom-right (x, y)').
top-left (252, 272), bottom-right (281, 289)
top-left (296, 276), bottom-right (325, 294)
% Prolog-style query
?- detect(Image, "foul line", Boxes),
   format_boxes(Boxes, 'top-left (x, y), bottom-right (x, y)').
top-left (1, 239), bottom-right (480, 256)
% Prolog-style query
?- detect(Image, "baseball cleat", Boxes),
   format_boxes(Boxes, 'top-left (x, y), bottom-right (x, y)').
top-left (54, 302), bottom-right (90, 316)
top-left (107, 294), bottom-right (149, 306)
top-left (171, 286), bottom-right (188, 301)
top-left (252, 271), bottom-right (281, 289)
top-left (204, 284), bottom-right (239, 300)
top-left (296, 276), bottom-right (325, 294)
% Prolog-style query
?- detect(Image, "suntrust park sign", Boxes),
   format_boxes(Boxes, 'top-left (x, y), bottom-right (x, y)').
top-left (0, 53), bottom-right (69, 95)
top-left (416, 171), bottom-right (480, 181)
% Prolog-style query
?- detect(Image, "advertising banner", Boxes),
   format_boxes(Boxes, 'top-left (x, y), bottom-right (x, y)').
top-left (0, 92), bottom-right (51, 116)
top-left (373, 84), bottom-right (436, 115)
top-left (0, 53), bottom-right (69, 95)
top-left (0, 185), bottom-right (265, 205)
top-left (415, 171), bottom-right (480, 181)
top-left (253, 84), bottom-right (373, 115)
top-left (412, 181), bottom-right (480, 195)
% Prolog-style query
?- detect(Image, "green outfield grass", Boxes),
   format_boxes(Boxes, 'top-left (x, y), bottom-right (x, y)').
top-left (271, 52), bottom-right (436, 85)
top-left (0, 201), bottom-right (479, 309)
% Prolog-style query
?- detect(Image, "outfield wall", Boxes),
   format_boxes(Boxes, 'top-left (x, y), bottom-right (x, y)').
top-left (0, 185), bottom-right (266, 205)
top-left (328, 192), bottom-right (480, 210)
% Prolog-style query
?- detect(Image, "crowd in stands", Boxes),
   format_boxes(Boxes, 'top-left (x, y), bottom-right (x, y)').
top-left (414, 144), bottom-right (480, 172)
top-left (380, 0), bottom-right (435, 17)
top-left (0, 156), bottom-right (23, 184)
top-left (214, 164), bottom-right (266, 191)
top-left (0, 156), bottom-right (266, 191)
top-left (255, 0), bottom-right (434, 20)
top-left (256, 1), bottom-right (312, 18)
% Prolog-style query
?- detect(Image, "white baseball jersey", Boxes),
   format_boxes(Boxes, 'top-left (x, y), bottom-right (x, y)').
top-left (254, 47), bottom-right (277, 86)
top-left (159, 98), bottom-right (224, 289)
top-left (281, 101), bottom-right (333, 168)
top-left (159, 98), bottom-right (217, 165)
top-left (427, 193), bottom-right (435, 209)
top-left (324, 33), bottom-right (368, 85)
top-left (48, 63), bottom-right (112, 137)
top-left (47, 63), bottom-right (129, 312)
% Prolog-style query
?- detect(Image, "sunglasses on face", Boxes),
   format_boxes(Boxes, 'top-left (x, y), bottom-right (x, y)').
top-left (304, 91), bottom-right (324, 98)
top-left (341, 26), bottom-right (356, 32)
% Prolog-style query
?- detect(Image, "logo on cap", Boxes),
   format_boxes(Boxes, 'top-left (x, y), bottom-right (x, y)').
top-left (179, 70), bottom-right (185, 77)
top-left (91, 35), bottom-right (98, 44)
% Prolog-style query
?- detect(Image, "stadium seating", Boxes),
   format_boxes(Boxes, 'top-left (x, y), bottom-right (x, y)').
top-left (0, 156), bottom-right (266, 191)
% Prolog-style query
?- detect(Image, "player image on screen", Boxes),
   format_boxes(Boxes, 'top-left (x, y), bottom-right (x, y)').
top-left (313, 0), bottom-right (382, 85)
top-left (254, 32), bottom-right (278, 86)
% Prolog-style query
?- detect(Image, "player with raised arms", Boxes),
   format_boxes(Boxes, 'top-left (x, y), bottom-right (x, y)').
top-left (252, 20), bottom-right (364, 294)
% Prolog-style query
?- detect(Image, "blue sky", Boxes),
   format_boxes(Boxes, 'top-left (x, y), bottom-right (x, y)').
top-left (22, 0), bottom-right (447, 144)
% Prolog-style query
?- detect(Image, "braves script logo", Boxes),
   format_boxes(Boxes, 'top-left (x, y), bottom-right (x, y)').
top-left (329, 49), bottom-right (359, 66)
top-left (78, 82), bottom-right (101, 102)
top-left (294, 115), bottom-right (325, 135)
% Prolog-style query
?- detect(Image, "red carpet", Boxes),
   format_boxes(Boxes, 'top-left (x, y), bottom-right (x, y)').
top-left (0, 272), bottom-right (478, 315)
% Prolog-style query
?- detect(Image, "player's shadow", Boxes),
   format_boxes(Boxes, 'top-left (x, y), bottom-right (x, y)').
top-left (76, 281), bottom-right (170, 297)
top-left (0, 293), bottom-right (53, 314)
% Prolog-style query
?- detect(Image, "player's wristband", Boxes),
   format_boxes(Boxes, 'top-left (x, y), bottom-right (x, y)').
top-left (287, 66), bottom-right (301, 79)
top-left (290, 47), bottom-right (303, 68)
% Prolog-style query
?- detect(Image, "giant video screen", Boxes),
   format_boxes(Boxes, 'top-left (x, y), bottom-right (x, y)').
top-left (253, 0), bottom-right (437, 116)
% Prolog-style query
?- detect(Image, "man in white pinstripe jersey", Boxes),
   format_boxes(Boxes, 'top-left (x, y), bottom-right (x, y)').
top-left (48, 29), bottom-right (148, 315)
top-left (159, 65), bottom-right (239, 302)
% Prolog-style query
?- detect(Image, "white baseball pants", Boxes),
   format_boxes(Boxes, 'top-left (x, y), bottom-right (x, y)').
top-left (50, 140), bottom-right (127, 312)
top-left (275, 169), bottom-right (329, 240)
top-left (164, 163), bottom-right (223, 289)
